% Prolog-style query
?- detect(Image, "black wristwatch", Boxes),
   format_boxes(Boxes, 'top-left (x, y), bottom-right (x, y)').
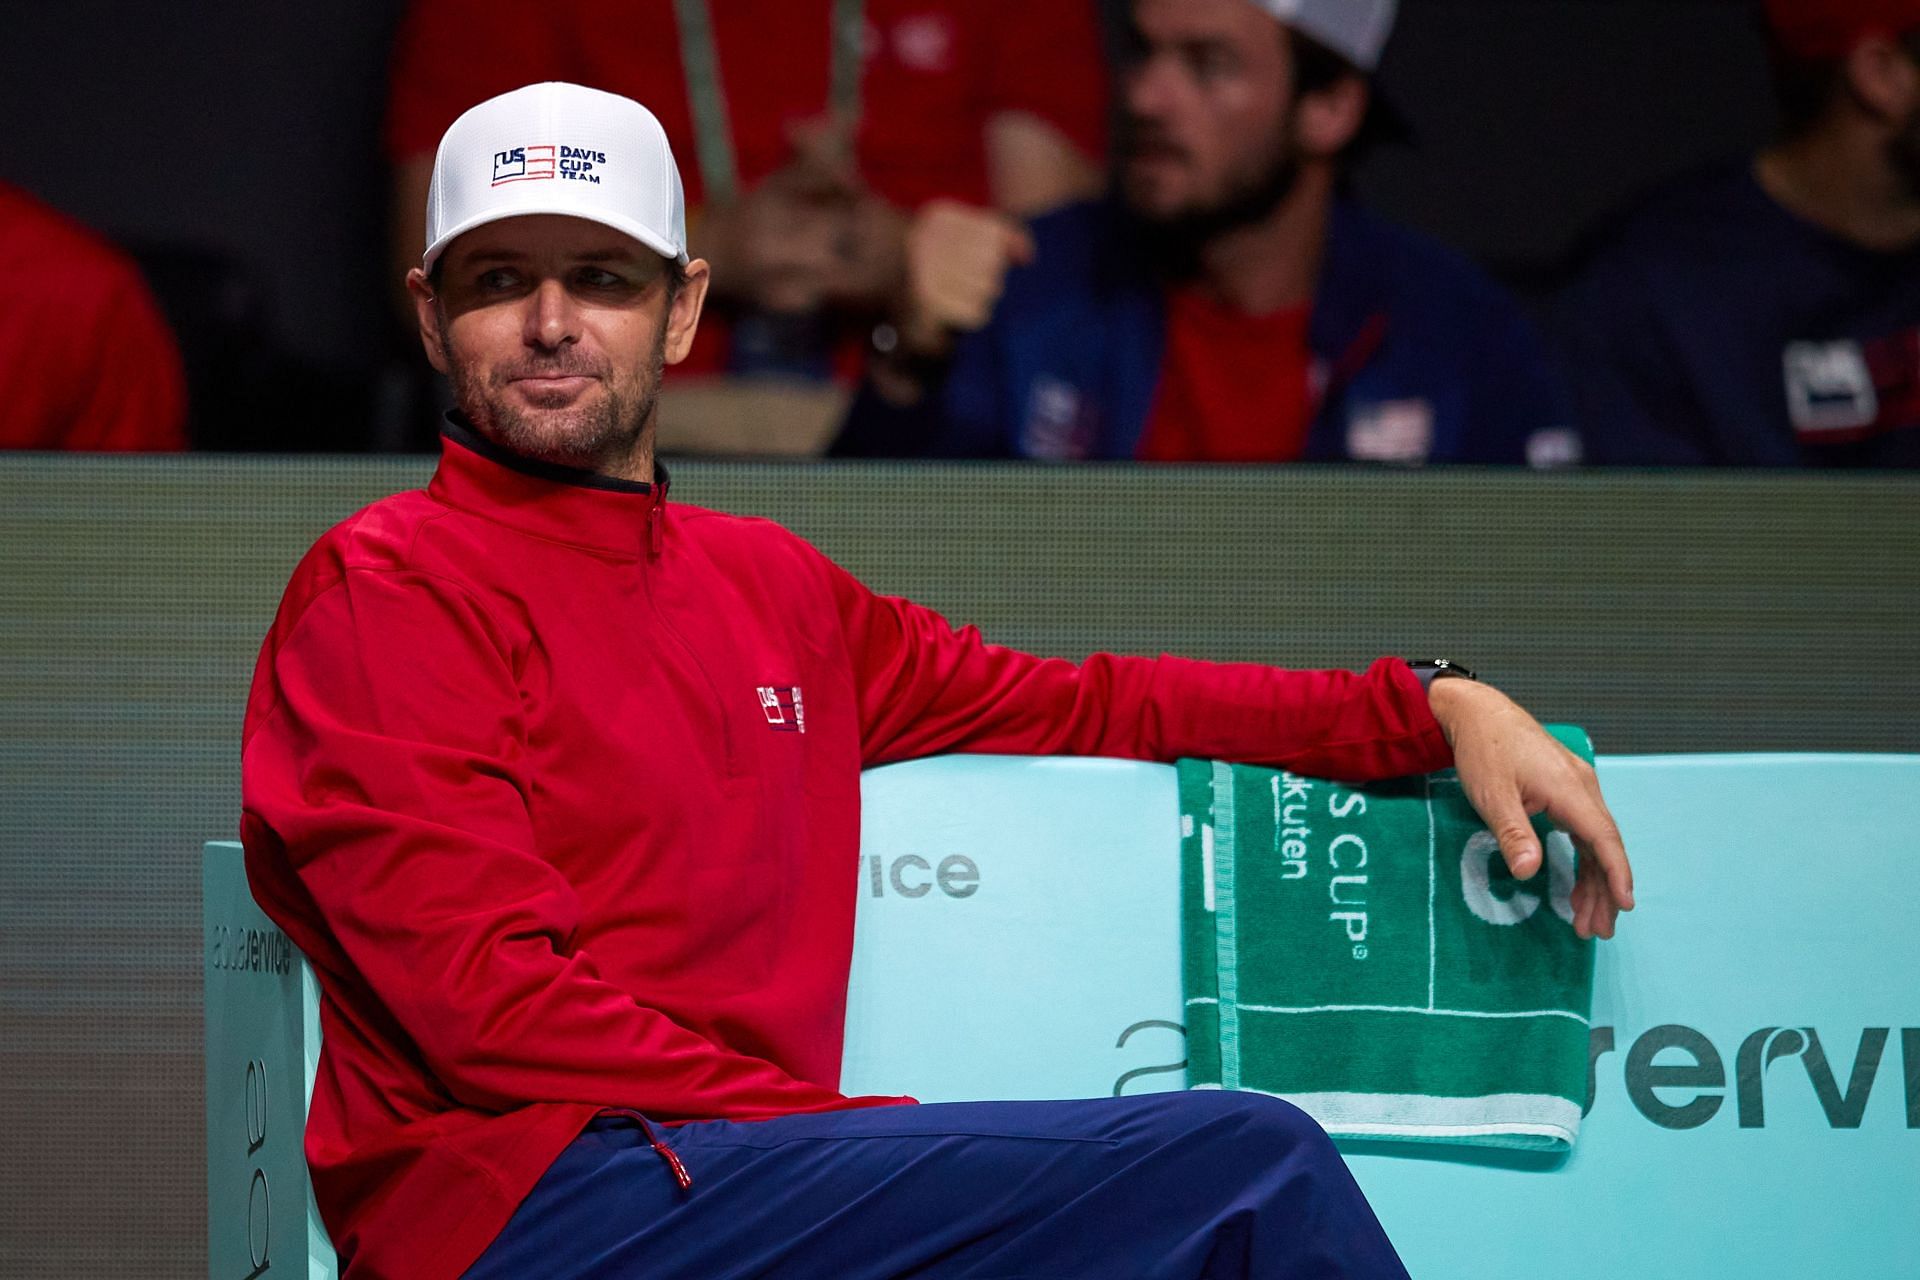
top-left (1405, 659), bottom-right (1478, 691)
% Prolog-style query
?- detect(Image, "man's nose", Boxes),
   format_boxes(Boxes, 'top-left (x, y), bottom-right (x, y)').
top-left (523, 278), bottom-right (579, 350)
top-left (1124, 54), bottom-right (1181, 121)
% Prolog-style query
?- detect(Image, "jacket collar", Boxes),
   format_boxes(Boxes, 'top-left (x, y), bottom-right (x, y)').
top-left (427, 416), bottom-right (670, 560)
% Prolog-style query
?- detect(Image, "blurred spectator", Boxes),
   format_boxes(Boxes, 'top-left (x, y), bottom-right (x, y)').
top-left (0, 183), bottom-right (187, 452)
top-left (385, 0), bottom-right (1108, 382)
top-left (1558, 0), bottom-right (1920, 467)
top-left (834, 0), bottom-right (1575, 464)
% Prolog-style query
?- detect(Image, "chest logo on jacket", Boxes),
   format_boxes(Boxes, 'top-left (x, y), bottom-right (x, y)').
top-left (757, 685), bottom-right (806, 734)
top-left (1346, 398), bottom-right (1434, 464)
top-left (1783, 331), bottom-right (1920, 443)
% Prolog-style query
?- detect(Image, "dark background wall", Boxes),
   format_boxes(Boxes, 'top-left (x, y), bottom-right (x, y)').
top-left (0, 0), bottom-right (1775, 448)
top-left (0, 0), bottom-right (407, 376)
top-left (1357, 1), bottom-right (1773, 277)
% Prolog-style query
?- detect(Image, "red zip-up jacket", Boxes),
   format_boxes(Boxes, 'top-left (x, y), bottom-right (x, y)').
top-left (240, 425), bottom-right (1452, 1280)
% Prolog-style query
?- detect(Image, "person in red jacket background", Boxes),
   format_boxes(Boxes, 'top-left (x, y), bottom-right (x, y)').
top-left (245, 82), bottom-right (1633, 1280)
top-left (384, 0), bottom-right (1109, 380)
top-left (0, 183), bottom-right (188, 452)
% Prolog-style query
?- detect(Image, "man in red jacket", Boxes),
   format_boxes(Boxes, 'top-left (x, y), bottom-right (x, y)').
top-left (243, 82), bottom-right (1633, 1280)
top-left (0, 183), bottom-right (188, 452)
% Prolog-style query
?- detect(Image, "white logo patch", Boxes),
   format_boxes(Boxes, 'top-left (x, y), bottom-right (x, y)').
top-left (1021, 377), bottom-right (1094, 460)
top-left (1346, 399), bottom-right (1435, 464)
top-left (1784, 340), bottom-right (1878, 434)
top-left (1526, 426), bottom-right (1583, 469)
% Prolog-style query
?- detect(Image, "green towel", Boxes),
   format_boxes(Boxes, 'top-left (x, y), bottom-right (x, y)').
top-left (1178, 726), bottom-right (1597, 1150)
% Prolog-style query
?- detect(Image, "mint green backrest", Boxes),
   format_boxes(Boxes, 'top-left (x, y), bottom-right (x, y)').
top-left (844, 753), bottom-right (1920, 1276)
top-left (202, 842), bottom-right (337, 1280)
top-left (206, 752), bottom-right (1920, 1278)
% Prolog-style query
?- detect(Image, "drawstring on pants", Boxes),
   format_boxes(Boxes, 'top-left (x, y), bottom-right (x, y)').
top-left (599, 1107), bottom-right (692, 1192)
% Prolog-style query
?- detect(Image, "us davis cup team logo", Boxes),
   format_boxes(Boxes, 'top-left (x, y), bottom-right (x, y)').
top-left (757, 685), bottom-right (805, 734)
top-left (493, 144), bottom-right (608, 186)
top-left (492, 145), bottom-right (556, 185)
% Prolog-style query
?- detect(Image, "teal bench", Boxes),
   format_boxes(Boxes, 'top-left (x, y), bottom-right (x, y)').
top-left (205, 753), bottom-right (1920, 1279)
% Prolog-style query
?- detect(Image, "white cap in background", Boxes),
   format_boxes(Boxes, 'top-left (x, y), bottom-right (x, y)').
top-left (422, 81), bottom-right (688, 273)
top-left (1250, 0), bottom-right (1398, 72)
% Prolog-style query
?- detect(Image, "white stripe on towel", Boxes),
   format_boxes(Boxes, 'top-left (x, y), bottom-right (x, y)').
top-left (1190, 1086), bottom-right (1581, 1145)
top-left (1182, 998), bottom-right (1588, 1026)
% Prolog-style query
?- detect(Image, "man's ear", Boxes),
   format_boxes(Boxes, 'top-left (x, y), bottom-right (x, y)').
top-left (1844, 34), bottom-right (1920, 125)
top-left (663, 259), bottom-right (713, 366)
top-left (406, 267), bottom-right (451, 375)
top-left (1294, 77), bottom-right (1369, 160)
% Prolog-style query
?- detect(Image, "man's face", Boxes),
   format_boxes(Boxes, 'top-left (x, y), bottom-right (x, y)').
top-left (1120, 0), bottom-right (1300, 224)
top-left (412, 215), bottom-right (704, 473)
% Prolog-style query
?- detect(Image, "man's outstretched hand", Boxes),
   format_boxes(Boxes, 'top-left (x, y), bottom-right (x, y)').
top-left (1427, 678), bottom-right (1635, 941)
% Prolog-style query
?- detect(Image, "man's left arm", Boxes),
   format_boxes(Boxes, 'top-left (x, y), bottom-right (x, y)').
top-left (820, 550), bottom-right (1444, 781)
top-left (820, 549), bottom-right (1633, 939)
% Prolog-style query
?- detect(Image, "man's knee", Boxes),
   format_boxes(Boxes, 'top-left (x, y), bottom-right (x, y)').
top-left (1195, 1089), bottom-right (1331, 1149)
top-left (1126, 1089), bottom-right (1337, 1161)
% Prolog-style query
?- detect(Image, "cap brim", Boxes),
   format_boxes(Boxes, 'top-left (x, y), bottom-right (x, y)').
top-left (422, 205), bottom-right (688, 273)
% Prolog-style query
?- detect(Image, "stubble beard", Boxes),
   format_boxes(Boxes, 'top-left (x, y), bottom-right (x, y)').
top-left (442, 314), bottom-right (668, 476)
top-left (1123, 115), bottom-right (1303, 277)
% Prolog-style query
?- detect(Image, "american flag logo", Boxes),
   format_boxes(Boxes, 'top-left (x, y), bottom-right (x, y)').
top-left (757, 685), bottom-right (805, 734)
top-left (492, 145), bottom-right (557, 186)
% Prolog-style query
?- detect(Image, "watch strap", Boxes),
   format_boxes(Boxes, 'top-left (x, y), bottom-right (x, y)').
top-left (1406, 658), bottom-right (1477, 691)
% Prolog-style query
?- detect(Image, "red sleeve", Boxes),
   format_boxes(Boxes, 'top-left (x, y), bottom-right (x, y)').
top-left (822, 555), bottom-right (1451, 781)
top-left (385, 0), bottom-right (572, 161)
top-left (242, 565), bottom-right (868, 1118)
top-left (976, 0), bottom-right (1109, 163)
top-left (64, 259), bottom-right (188, 452)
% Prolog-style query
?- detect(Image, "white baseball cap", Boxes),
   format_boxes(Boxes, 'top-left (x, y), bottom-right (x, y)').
top-left (1251, 0), bottom-right (1398, 72)
top-left (422, 81), bottom-right (689, 273)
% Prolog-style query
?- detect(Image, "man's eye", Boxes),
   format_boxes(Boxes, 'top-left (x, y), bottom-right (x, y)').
top-left (478, 268), bottom-right (522, 291)
top-left (577, 268), bottom-right (625, 289)
top-left (1187, 46), bottom-right (1236, 82)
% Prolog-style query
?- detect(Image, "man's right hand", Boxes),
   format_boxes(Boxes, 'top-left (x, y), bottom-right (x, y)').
top-left (895, 200), bottom-right (1035, 359)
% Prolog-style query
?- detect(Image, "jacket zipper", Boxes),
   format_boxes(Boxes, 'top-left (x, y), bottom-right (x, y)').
top-left (639, 491), bottom-right (741, 776)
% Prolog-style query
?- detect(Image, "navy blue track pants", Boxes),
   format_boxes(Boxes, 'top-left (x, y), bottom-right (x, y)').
top-left (461, 1091), bottom-right (1411, 1279)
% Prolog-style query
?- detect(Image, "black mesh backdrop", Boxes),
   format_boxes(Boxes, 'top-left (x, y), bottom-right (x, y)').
top-left (3, 456), bottom-right (1917, 1276)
